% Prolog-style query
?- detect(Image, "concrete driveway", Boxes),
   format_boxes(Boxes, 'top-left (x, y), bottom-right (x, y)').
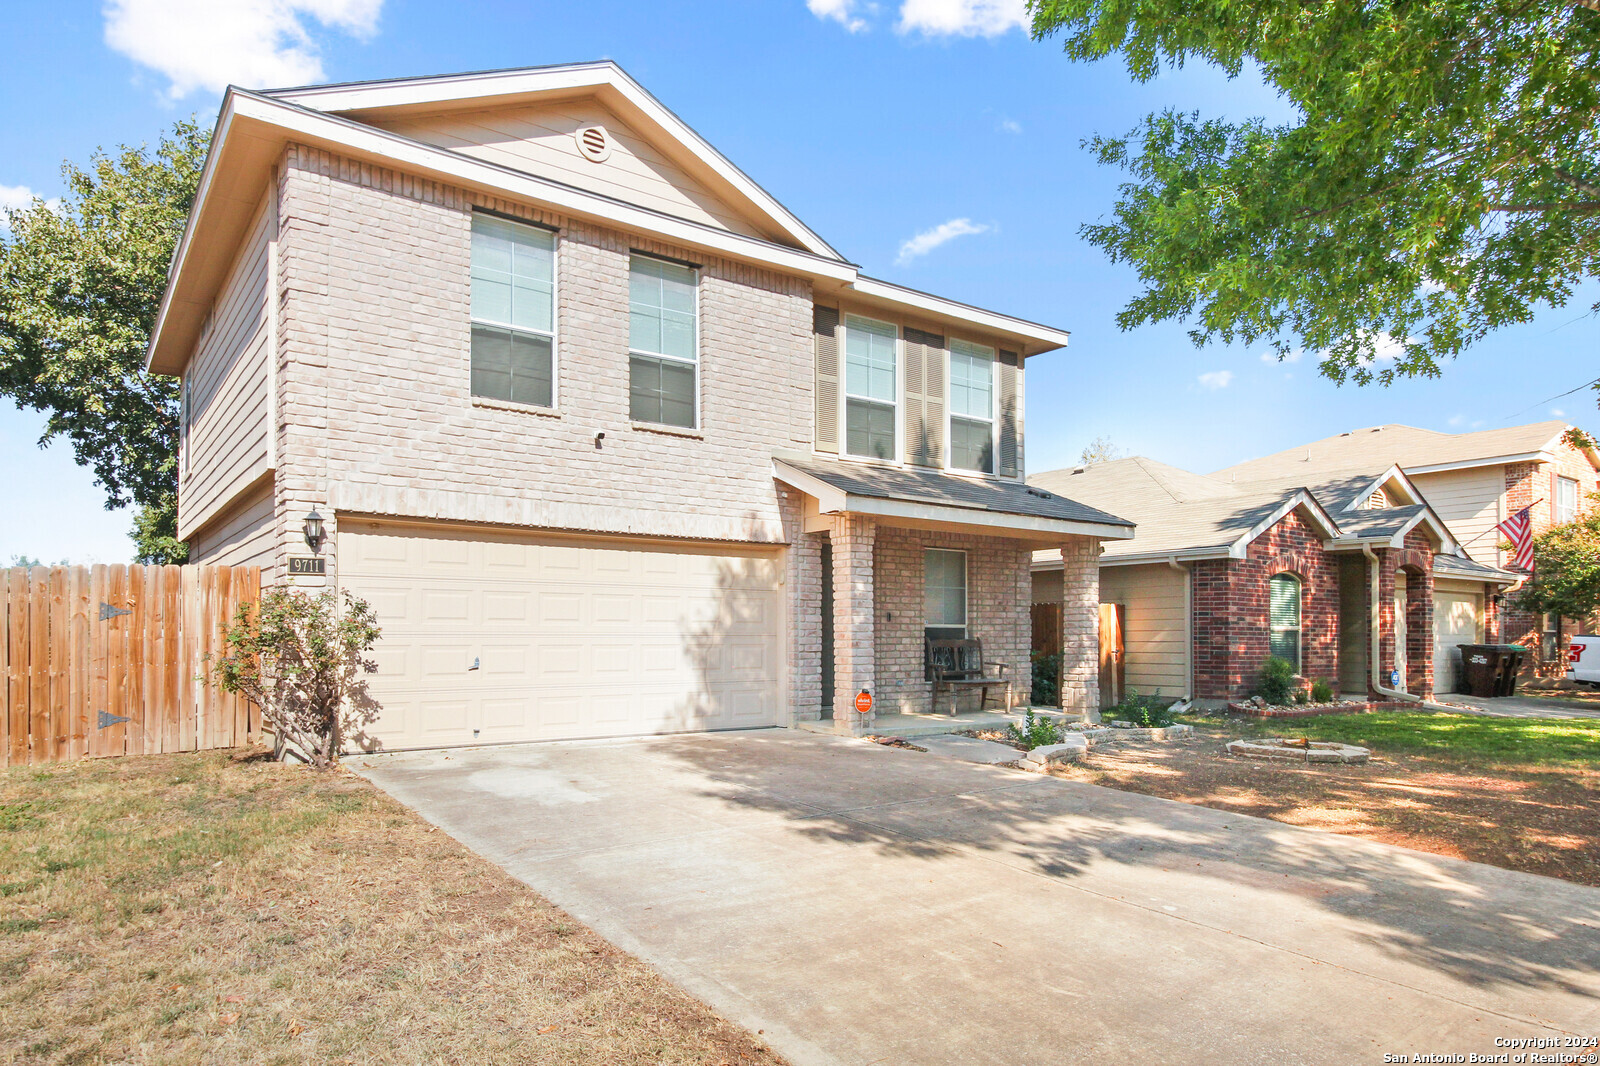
top-left (1434, 691), bottom-right (1600, 719)
top-left (355, 730), bottom-right (1600, 1066)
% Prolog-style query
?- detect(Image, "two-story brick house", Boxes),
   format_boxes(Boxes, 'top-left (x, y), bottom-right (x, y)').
top-left (147, 62), bottom-right (1133, 750)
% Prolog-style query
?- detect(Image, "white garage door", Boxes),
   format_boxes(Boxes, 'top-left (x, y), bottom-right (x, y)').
top-left (339, 524), bottom-right (783, 750)
top-left (1433, 590), bottom-right (1483, 695)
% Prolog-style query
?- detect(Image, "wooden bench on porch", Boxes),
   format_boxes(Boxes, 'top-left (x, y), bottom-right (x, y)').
top-left (927, 638), bottom-right (1013, 716)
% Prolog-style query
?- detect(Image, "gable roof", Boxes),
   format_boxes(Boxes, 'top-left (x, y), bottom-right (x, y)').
top-left (146, 62), bottom-right (1075, 374)
top-left (265, 61), bottom-right (842, 260)
top-left (1212, 421), bottom-right (1591, 481)
top-left (1029, 455), bottom-right (1454, 564)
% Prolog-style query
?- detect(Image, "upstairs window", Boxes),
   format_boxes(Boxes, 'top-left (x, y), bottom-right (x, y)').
top-left (948, 339), bottom-right (996, 474)
top-left (629, 254), bottom-right (698, 428)
top-left (844, 314), bottom-right (897, 460)
top-left (470, 213), bottom-right (555, 407)
top-left (1556, 476), bottom-right (1578, 524)
top-left (1269, 573), bottom-right (1302, 673)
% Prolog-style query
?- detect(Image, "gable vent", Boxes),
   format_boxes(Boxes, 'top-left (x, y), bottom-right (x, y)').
top-left (575, 125), bottom-right (612, 163)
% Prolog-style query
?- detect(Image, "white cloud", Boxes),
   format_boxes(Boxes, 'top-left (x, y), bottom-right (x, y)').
top-left (1553, 408), bottom-right (1567, 418)
top-left (897, 0), bottom-right (1027, 35)
top-left (0, 185), bottom-right (60, 233)
top-left (104, 0), bottom-right (383, 99)
top-left (1447, 414), bottom-right (1467, 427)
top-left (895, 217), bottom-right (990, 265)
top-left (808, 0), bottom-right (871, 31)
top-left (1198, 370), bottom-right (1234, 390)
top-left (997, 117), bottom-right (1022, 135)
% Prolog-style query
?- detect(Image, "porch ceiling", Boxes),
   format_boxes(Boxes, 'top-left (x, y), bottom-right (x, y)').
top-left (773, 453), bottom-right (1136, 545)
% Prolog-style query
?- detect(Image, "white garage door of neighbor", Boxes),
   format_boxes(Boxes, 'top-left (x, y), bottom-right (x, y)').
top-left (1433, 591), bottom-right (1483, 695)
top-left (340, 525), bottom-right (783, 750)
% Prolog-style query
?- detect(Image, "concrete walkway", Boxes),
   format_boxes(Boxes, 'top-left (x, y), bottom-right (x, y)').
top-left (355, 730), bottom-right (1600, 1066)
top-left (1431, 691), bottom-right (1600, 719)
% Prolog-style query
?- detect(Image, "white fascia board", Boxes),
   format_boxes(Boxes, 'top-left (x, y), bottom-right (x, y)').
top-left (1405, 451), bottom-right (1548, 475)
top-left (1228, 491), bottom-right (1339, 558)
top-left (1098, 546), bottom-right (1232, 567)
top-left (850, 276), bottom-right (1072, 352)
top-left (1343, 464), bottom-right (1420, 511)
top-left (772, 460), bottom-right (1134, 542)
top-left (234, 90), bottom-right (857, 280)
top-left (266, 61), bottom-right (844, 262)
top-left (1387, 509), bottom-right (1455, 552)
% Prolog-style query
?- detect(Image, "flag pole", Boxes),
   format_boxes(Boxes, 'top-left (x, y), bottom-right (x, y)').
top-left (1459, 497), bottom-right (1544, 548)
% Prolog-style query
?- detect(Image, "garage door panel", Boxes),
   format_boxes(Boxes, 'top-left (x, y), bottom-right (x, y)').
top-left (1433, 590), bottom-right (1483, 695)
top-left (341, 526), bottom-right (782, 749)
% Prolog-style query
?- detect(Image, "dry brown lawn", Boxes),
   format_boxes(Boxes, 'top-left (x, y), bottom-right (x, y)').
top-left (0, 750), bottom-right (784, 1066)
top-left (1046, 727), bottom-right (1600, 887)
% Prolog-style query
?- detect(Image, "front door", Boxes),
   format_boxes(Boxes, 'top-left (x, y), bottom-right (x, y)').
top-left (1337, 556), bottom-right (1368, 695)
top-left (1394, 573), bottom-right (1409, 693)
top-left (1099, 602), bottom-right (1125, 710)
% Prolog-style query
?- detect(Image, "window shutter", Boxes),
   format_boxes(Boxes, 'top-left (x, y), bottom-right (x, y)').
top-left (903, 327), bottom-right (945, 468)
top-left (998, 349), bottom-right (1021, 478)
top-left (814, 306), bottom-right (840, 453)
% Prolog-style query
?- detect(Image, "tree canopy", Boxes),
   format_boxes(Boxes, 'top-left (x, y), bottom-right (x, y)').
top-left (1029, 0), bottom-right (1600, 385)
top-left (1509, 501), bottom-right (1600, 621)
top-left (0, 120), bottom-right (209, 563)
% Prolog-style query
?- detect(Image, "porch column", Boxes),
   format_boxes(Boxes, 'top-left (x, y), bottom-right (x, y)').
top-left (832, 514), bottom-right (877, 734)
top-left (1059, 537), bottom-right (1101, 722)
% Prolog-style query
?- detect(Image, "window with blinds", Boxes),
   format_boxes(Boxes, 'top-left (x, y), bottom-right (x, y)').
top-left (470, 213), bottom-right (556, 407)
top-left (924, 548), bottom-right (967, 642)
top-left (844, 314), bottom-right (898, 460)
top-left (948, 339), bottom-right (996, 474)
top-left (1269, 573), bottom-right (1302, 672)
top-left (1557, 476), bottom-right (1578, 524)
top-left (628, 254), bottom-right (699, 428)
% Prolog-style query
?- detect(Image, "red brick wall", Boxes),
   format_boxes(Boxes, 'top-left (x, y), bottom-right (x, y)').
top-left (1502, 440), bottom-right (1600, 673)
top-left (1190, 508), bottom-right (1340, 701)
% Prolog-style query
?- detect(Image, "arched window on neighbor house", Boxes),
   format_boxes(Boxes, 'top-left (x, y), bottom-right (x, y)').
top-left (1269, 573), bottom-right (1302, 672)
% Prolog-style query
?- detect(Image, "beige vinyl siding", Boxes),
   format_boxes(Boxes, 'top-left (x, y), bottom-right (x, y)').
top-left (368, 102), bottom-right (772, 241)
top-left (1100, 563), bottom-right (1189, 698)
top-left (1410, 466), bottom-right (1503, 565)
top-left (179, 194), bottom-right (273, 541)
top-left (187, 475), bottom-right (276, 569)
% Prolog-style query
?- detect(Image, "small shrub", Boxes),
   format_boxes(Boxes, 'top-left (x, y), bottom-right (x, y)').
top-left (1007, 708), bottom-right (1063, 750)
top-left (1293, 686), bottom-right (1310, 705)
top-left (1255, 657), bottom-right (1297, 705)
top-left (1030, 651), bottom-right (1061, 706)
top-left (1109, 688), bottom-right (1176, 727)
top-left (1310, 678), bottom-right (1335, 703)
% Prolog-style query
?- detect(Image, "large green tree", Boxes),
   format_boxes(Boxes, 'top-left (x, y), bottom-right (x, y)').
top-left (1509, 502), bottom-right (1600, 621)
top-left (0, 120), bottom-right (209, 563)
top-left (1029, 0), bottom-right (1600, 385)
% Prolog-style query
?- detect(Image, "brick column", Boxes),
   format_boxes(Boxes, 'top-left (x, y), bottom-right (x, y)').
top-left (832, 515), bottom-right (876, 734)
top-left (778, 486), bottom-right (823, 725)
top-left (1059, 537), bottom-right (1101, 721)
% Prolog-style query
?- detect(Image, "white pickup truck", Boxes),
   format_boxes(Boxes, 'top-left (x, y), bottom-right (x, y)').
top-left (1566, 635), bottom-right (1600, 687)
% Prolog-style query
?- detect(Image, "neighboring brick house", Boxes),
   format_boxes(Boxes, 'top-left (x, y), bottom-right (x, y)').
top-left (1218, 422), bottom-right (1600, 677)
top-left (1029, 457), bottom-right (1493, 707)
top-left (147, 62), bottom-right (1133, 750)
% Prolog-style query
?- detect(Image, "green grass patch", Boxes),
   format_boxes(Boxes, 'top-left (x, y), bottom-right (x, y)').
top-left (1183, 710), bottom-right (1600, 766)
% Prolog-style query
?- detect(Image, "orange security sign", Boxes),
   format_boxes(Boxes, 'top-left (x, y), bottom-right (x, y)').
top-left (854, 690), bottom-right (873, 715)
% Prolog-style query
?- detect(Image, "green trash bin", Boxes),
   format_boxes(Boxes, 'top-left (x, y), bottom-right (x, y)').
top-left (1459, 644), bottom-right (1527, 697)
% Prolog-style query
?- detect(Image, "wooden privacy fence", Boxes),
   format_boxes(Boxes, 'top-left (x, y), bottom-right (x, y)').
top-left (1, 565), bottom-right (261, 768)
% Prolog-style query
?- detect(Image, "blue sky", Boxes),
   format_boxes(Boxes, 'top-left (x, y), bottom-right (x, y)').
top-left (3, 0), bottom-right (1596, 562)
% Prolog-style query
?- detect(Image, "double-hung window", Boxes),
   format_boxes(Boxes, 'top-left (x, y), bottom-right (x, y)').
top-left (629, 254), bottom-right (698, 428)
top-left (948, 339), bottom-right (996, 474)
top-left (470, 213), bottom-right (555, 407)
top-left (1268, 573), bottom-right (1302, 672)
top-left (924, 549), bottom-right (968, 642)
top-left (844, 314), bottom-right (897, 460)
top-left (1556, 476), bottom-right (1579, 524)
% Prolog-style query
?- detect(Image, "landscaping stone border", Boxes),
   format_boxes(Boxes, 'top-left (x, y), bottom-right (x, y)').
top-left (1225, 738), bottom-right (1371, 764)
top-left (1226, 700), bottom-right (1415, 718)
top-left (1104, 722), bottom-right (1196, 741)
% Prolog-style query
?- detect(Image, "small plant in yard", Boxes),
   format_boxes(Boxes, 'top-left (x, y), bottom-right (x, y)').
top-left (1030, 651), bottom-right (1061, 706)
top-left (1293, 686), bottom-right (1310, 705)
top-left (1109, 689), bottom-right (1175, 727)
top-left (1310, 678), bottom-right (1335, 703)
top-left (1007, 708), bottom-right (1064, 750)
top-left (213, 587), bottom-right (381, 769)
top-left (1254, 656), bottom-right (1297, 705)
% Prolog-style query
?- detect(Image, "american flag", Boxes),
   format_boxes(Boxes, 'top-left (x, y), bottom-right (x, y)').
top-left (1497, 505), bottom-right (1536, 572)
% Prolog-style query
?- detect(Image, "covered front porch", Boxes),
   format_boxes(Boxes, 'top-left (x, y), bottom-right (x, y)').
top-left (774, 453), bottom-right (1134, 736)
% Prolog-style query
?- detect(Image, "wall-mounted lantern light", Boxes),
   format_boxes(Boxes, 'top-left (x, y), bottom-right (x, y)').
top-left (303, 509), bottom-right (325, 552)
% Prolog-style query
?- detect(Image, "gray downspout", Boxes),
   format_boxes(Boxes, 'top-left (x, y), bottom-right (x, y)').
top-left (1363, 544), bottom-right (1421, 703)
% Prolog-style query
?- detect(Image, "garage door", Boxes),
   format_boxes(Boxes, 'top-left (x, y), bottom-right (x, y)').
top-left (339, 523), bottom-right (783, 750)
top-left (1433, 590), bottom-right (1483, 695)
